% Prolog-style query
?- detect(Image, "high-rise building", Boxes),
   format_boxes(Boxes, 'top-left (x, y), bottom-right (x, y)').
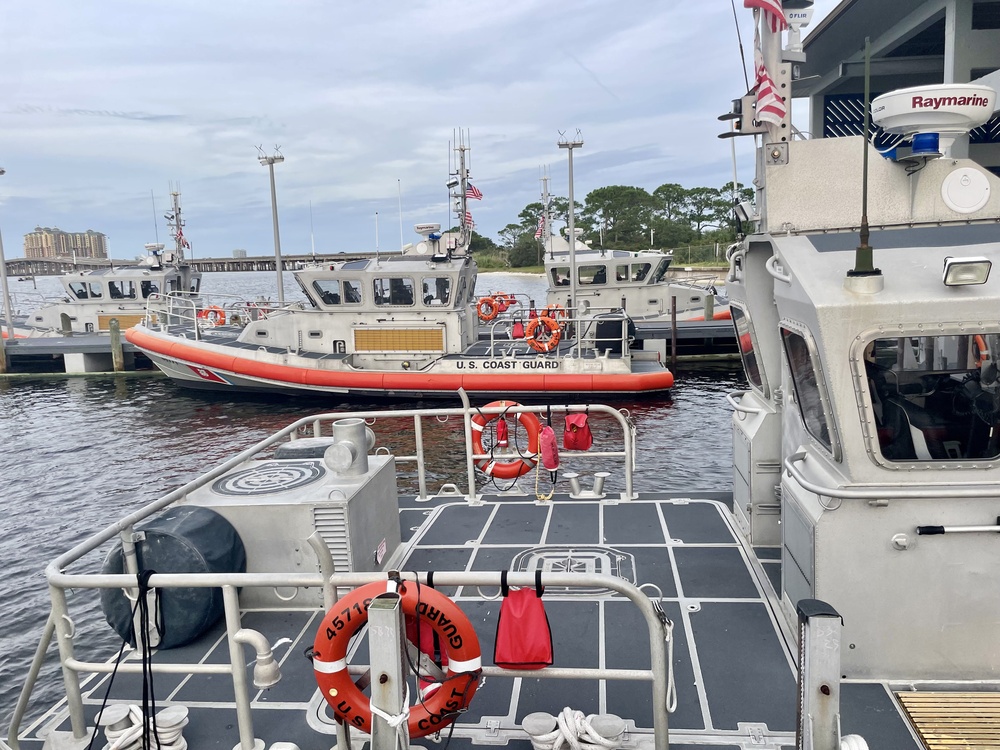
top-left (23, 227), bottom-right (108, 259)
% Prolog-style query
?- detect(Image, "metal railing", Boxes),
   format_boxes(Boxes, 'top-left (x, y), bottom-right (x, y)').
top-left (8, 397), bottom-right (639, 750)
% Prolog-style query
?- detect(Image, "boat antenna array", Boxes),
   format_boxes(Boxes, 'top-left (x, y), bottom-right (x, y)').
top-left (848, 37), bottom-right (881, 279)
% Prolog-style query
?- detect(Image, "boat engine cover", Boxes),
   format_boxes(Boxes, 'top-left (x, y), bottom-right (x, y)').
top-left (100, 506), bottom-right (247, 649)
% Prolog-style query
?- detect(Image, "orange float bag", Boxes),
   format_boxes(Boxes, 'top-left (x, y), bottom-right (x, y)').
top-left (494, 570), bottom-right (553, 670)
top-left (563, 413), bottom-right (593, 451)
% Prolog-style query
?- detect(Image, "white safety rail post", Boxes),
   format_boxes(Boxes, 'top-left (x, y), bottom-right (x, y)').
top-left (369, 592), bottom-right (409, 750)
top-left (796, 599), bottom-right (843, 750)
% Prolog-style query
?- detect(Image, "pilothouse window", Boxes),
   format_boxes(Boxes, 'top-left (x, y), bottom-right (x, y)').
top-left (422, 277), bottom-right (451, 306)
top-left (863, 334), bottom-right (1000, 462)
top-left (782, 328), bottom-right (833, 451)
top-left (732, 306), bottom-right (764, 392)
top-left (373, 277), bottom-right (414, 306)
top-left (313, 280), bottom-right (342, 306)
top-left (109, 281), bottom-right (135, 299)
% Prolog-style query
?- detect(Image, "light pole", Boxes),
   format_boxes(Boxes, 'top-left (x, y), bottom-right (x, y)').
top-left (0, 167), bottom-right (13, 373)
top-left (259, 149), bottom-right (285, 305)
top-left (558, 132), bottom-right (583, 318)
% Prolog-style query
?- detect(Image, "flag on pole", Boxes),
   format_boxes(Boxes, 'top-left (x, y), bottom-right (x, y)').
top-left (753, 30), bottom-right (787, 125)
top-left (534, 215), bottom-right (545, 239)
top-left (465, 183), bottom-right (483, 200)
top-left (176, 227), bottom-right (191, 249)
top-left (464, 211), bottom-right (475, 228)
top-left (744, 0), bottom-right (787, 33)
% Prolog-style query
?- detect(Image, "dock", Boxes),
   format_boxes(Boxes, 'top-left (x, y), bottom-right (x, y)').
top-left (0, 334), bottom-right (150, 375)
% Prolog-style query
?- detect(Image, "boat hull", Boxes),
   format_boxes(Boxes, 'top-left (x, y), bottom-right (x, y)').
top-left (127, 326), bottom-right (674, 399)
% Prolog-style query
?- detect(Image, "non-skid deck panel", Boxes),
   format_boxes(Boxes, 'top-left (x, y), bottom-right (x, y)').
top-left (35, 493), bottom-right (915, 750)
top-left (405, 497), bottom-right (800, 738)
top-left (841, 684), bottom-right (922, 749)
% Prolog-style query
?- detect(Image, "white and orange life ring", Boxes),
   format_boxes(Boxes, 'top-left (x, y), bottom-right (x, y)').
top-left (312, 580), bottom-right (481, 738)
top-left (525, 317), bottom-right (562, 353)
top-left (197, 306), bottom-right (226, 326)
top-left (974, 334), bottom-right (990, 368)
top-left (471, 400), bottom-right (540, 479)
top-left (477, 296), bottom-right (500, 322)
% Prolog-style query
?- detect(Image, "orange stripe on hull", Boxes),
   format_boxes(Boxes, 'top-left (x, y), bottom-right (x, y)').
top-left (686, 309), bottom-right (732, 322)
top-left (126, 328), bottom-right (673, 394)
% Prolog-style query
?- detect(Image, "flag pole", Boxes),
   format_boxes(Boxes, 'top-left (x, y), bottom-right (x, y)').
top-left (397, 179), bottom-right (404, 251)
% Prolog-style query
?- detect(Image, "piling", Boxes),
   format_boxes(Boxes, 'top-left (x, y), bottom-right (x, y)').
top-left (670, 296), bottom-right (678, 372)
top-left (109, 319), bottom-right (124, 373)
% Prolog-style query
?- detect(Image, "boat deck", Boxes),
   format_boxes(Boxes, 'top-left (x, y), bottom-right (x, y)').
top-left (19, 492), bottom-right (923, 750)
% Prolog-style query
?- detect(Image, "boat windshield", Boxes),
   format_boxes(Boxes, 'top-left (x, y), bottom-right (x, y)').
top-left (732, 305), bottom-right (764, 393)
top-left (783, 328), bottom-right (834, 452)
top-left (109, 281), bottom-right (136, 299)
top-left (374, 277), bottom-right (415, 306)
top-left (651, 258), bottom-right (671, 283)
top-left (863, 334), bottom-right (1000, 462)
top-left (579, 265), bottom-right (608, 285)
top-left (422, 276), bottom-right (451, 306)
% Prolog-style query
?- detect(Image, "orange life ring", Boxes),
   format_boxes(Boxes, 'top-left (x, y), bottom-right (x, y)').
top-left (974, 334), bottom-right (990, 368)
top-left (525, 317), bottom-right (562, 353)
top-left (313, 580), bottom-right (481, 738)
top-left (197, 305), bottom-right (226, 326)
top-left (471, 400), bottom-right (540, 479)
top-left (477, 296), bottom-right (500, 322)
top-left (540, 304), bottom-right (567, 327)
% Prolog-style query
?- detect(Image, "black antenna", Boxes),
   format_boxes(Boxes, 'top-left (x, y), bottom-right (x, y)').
top-left (849, 37), bottom-right (880, 278)
top-left (730, 0), bottom-right (751, 92)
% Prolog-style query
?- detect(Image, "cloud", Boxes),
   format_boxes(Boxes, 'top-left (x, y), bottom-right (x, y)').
top-left (0, 0), bottom-right (832, 258)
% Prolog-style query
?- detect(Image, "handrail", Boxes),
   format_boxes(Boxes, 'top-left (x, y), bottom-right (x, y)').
top-left (726, 390), bottom-right (763, 415)
top-left (31, 569), bottom-right (671, 750)
top-left (46, 400), bottom-right (634, 580)
top-left (765, 254), bottom-right (792, 284)
top-left (12, 396), bottom-right (636, 746)
top-left (784, 451), bottom-right (1000, 500)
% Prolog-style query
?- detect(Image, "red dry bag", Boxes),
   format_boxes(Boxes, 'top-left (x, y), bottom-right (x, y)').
top-left (494, 570), bottom-right (553, 670)
top-left (563, 413), bottom-right (593, 451)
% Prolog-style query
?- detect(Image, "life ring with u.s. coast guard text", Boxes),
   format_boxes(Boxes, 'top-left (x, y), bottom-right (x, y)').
top-left (312, 579), bottom-right (482, 738)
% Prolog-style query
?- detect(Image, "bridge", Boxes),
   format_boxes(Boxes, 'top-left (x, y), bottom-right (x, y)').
top-left (3, 253), bottom-right (389, 277)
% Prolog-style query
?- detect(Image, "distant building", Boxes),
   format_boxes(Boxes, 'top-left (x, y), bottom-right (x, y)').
top-left (233, 248), bottom-right (248, 258)
top-left (24, 227), bottom-right (108, 260)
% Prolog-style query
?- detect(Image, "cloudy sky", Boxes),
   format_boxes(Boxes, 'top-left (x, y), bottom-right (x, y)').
top-left (1, 0), bottom-right (840, 260)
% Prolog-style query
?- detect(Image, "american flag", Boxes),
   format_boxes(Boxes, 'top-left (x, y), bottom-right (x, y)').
top-left (464, 210), bottom-right (475, 228)
top-left (466, 183), bottom-right (483, 200)
top-left (176, 227), bottom-right (191, 249)
top-left (753, 33), bottom-right (787, 124)
top-left (744, 0), bottom-right (787, 33)
top-left (534, 215), bottom-right (545, 239)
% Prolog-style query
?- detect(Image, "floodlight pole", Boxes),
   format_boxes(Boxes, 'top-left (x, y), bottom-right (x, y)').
top-left (0, 167), bottom-right (13, 372)
top-left (558, 134), bottom-right (584, 318)
top-left (259, 153), bottom-right (286, 305)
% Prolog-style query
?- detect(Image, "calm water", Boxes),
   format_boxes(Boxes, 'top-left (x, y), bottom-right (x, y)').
top-left (0, 271), bottom-right (746, 726)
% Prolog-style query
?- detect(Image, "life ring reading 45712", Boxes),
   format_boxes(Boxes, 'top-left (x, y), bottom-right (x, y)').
top-left (312, 579), bottom-right (482, 738)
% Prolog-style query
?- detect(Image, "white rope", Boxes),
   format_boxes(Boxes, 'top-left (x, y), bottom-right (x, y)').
top-left (527, 708), bottom-right (623, 750)
top-left (369, 682), bottom-right (411, 729)
top-left (663, 616), bottom-right (677, 714)
top-left (101, 704), bottom-right (189, 750)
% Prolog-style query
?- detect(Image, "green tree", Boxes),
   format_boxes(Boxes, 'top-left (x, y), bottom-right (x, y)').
top-left (652, 183), bottom-right (690, 223)
top-left (508, 233), bottom-right (541, 267)
top-left (497, 223), bottom-right (524, 251)
top-left (581, 185), bottom-right (655, 248)
top-left (684, 187), bottom-right (728, 236)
